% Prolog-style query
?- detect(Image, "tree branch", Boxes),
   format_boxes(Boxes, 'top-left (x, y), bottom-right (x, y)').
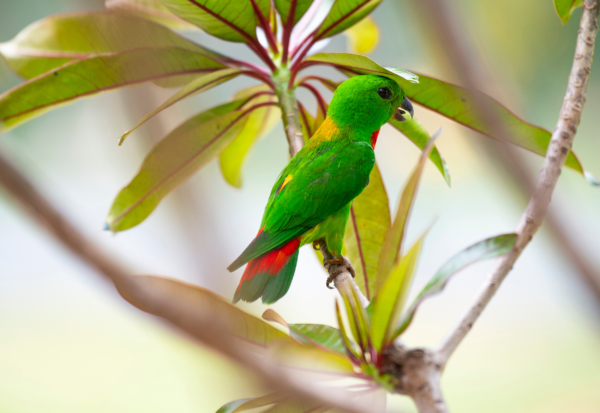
top-left (0, 150), bottom-right (378, 413)
top-left (434, 0), bottom-right (599, 364)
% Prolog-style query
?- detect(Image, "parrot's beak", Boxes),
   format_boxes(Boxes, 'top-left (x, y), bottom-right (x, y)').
top-left (394, 97), bottom-right (414, 122)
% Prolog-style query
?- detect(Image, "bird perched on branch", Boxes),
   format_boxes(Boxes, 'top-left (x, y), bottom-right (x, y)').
top-left (228, 75), bottom-right (414, 304)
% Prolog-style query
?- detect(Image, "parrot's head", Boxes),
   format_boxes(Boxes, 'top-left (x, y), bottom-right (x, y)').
top-left (327, 74), bottom-right (414, 135)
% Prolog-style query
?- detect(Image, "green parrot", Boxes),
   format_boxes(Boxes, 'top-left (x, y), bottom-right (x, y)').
top-left (228, 75), bottom-right (414, 304)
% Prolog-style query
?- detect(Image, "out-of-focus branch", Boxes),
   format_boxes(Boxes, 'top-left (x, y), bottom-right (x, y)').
top-left (410, 0), bottom-right (600, 309)
top-left (430, 0), bottom-right (599, 364)
top-left (0, 150), bottom-right (376, 413)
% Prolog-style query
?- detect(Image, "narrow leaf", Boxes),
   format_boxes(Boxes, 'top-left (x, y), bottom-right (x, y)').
top-left (393, 71), bottom-right (599, 186)
top-left (394, 234), bottom-right (517, 337)
top-left (306, 53), bottom-right (418, 83)
top-left (216, 393), bottom-right (286, 413)
top-left (0, 12), bottom-right (223, 79)
top-left (370, 235), bottom-right (425, 351)
top-left (274, 0), bottom-right (315, 26)
top-left (298, 102), bottom-right (316, 142)
top-left (120, 68), bottom-right (242, 144)
top-left (288, 324), bottom-right (346, 354)
top-left (263, 398), bottom-right (323, 413)
top-left (219, 85), bottom-right (280, 187)
top-left (335, 300), bottom-right (362, 361)
top-left (554, 0), bottom-right (583, 24)
top-left (106, 0), bottom-right (200, 30)
top-left (315, 0), bottom-right (383, 40)
top-left (157, 0), bottom-right (266, 42)
top-left (389, 118), bottom-right (451, 186)
top-left (344, 164), bottom-right (391, 300)
top-left (216, 399), bottom-right (253, 413)
top-left (106, 99), bottom-right (265, 231)
top-left (0, 47), bottom-right (225, 132)
top-left (343, 16), bottom-right (379, 54)
top-left (339, 282), bottom-right (370, 354)
top-left (262, 309), bottom-right (346, 354)
top-left (376, 134), bottom-right (439, 292)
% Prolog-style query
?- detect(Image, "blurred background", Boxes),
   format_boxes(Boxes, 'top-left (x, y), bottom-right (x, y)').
top-left (1, 0), bottom-right (599, 412)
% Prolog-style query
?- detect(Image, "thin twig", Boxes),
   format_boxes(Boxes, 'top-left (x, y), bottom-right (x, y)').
top-left (434, 0), bottom-right (599, 364)
top-left (0, 150), bottom-right (375, 413)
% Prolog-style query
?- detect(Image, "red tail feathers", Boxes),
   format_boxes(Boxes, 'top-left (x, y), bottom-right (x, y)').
top-left (237, 238), bottom-right (301, 288)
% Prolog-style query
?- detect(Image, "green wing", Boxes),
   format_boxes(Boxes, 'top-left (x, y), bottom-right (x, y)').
top-left (228, 138), bottom-right (374, 271)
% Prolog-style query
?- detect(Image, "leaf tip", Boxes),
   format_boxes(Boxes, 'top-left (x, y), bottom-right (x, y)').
top-left (119, 130), bottom-right (133, 146)
top-left (584, 170), bottom-right (600, 187)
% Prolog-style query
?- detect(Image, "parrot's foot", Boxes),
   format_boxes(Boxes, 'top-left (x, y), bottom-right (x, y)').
top-left (312, 241), bottom-right (321, 250)
top-left (324, 256), bottom-right (355, 289)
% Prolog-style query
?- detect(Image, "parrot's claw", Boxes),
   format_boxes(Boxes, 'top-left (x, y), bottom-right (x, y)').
top-left (312, 241), bottom-right (321, 250)
top-left (324, 256), bottom-right (355, 289)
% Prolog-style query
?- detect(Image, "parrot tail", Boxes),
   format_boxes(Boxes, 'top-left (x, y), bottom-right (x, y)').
top-left (233, 238), bottom-right (301, 304)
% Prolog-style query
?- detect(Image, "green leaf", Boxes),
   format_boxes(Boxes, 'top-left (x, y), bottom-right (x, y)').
top-left (131, 275), bottom-right (291, 347)
top-left (370, 234), bottom-right (424, 352)
top-left (120, 68), bottom-right (242, 144)
top-left (219, 85), bottom-right (280, 187)
top-left (0, 47), bottom-right (225, 132)
top-left (343, 16), bottom-right (379, 54)
top-left (306, 53), bottom-right (418, 83)
top-left (343, 164), bottom-right (391, 300)
top-left (216, 394), bottom-right (286, 413)
top-left (289, 324), bottom-right (346, 354)
top-left (0, 12), bottom-right (222, 80)
top-left (274, 0), bottom-right (315, 26)
top-left (106, 98), bottom-right (265, 231)
top-left (157, 0), bottom-right (268, 42)
top-left (263, 398), bottom-right (325, 413)
top-left (393, 72), bottom-right (599, 186)
top-left (315, 0), bottom-right (383, 40)
top-left (335, 300), bottom-right (362, 361)
top-left (376, 134), bottom-right (439, 292)
top-left (313, 100), bottom-right (327, 132)
top-left (106, 0), bottom-right (200, 30)
top-left (262, 308), bottom-right (346, 354)
top-left (338, 282), bottom-right (370, 354)
top-left (298, 103), bottom-right (316, 143)
top-left (308, 53), bottom-right (597, 185)
top-left (554, 0), bottom-right (583, 24)
top-left (394, 234), bottom-right (517, 337)
top-left (389, 118), bottom-right (451, 186)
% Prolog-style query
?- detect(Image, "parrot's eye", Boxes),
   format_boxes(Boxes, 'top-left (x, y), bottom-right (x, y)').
top-left (378, 87), bottom-right (392, 99)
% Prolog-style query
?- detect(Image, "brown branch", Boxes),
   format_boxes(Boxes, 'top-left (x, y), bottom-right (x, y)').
top-left (431, 0), bottom-right (599, 363)
top-left (0, 150), bottom-right (380, 413)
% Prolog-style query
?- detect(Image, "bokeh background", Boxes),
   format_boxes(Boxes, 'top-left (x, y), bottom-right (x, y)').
top-left (1, 0), bottom-right (599, 412)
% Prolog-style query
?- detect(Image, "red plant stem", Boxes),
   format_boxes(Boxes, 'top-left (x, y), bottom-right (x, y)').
top-left (298, 75), bottom-right (339, 91)
top-left (249, 0), bottom-right (280, 54)
top-left (281, 0), bottom-right (298, 63)
top-left (226, 58), bottom-right (269, 74)
top-left (240, 69), bottom-right (277, 90)
top-left (299, 82), bottom-right (327, 116)
top-left (247, 42), bottom-right (277, 72)
top-left (291, 29), bottom-right (317, 59)
top-left (288, 36), bottom-right (320, 87)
